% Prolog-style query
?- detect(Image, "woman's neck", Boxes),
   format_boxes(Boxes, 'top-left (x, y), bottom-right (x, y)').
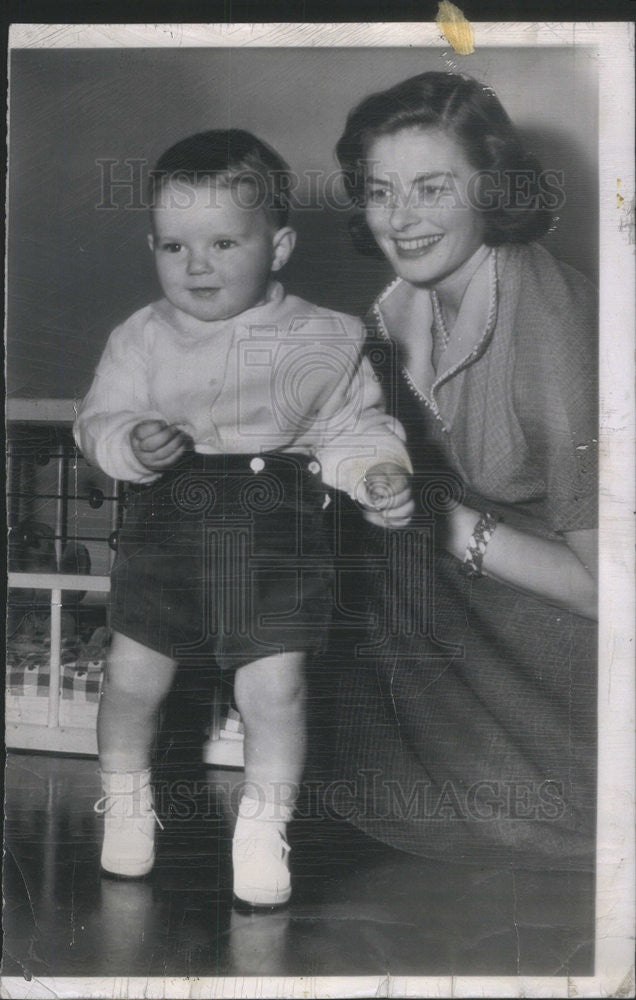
top-left (431, 244), bottom-right (490, 327)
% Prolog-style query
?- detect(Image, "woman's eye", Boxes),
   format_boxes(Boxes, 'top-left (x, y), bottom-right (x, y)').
top-left (214, 239), bottom-right (236, 250)
top-left (366, 188), bottom-right (392, 206)
top-left (417, 182), bottom-right (451, 204)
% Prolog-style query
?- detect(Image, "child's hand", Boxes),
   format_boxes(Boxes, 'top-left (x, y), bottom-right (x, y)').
top-left (130, 420), bottom-right (192, 471)
top-left (358, 462), bottom-right (414, 528)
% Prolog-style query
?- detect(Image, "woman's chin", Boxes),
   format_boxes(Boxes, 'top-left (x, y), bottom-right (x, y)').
top-left (380, 247), bottom-right (445, 284)
top-left (391, 260), bottom-right (447, 287)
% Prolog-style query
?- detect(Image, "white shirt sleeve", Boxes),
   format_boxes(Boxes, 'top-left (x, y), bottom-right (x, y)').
top-left (73, 318), bottom-right (166, 483)
top-left (311, 318), bottom-right (412, 498)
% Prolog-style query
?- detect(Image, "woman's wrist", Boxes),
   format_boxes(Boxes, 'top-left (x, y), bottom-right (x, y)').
top-left (443, 504), bottom-right (501, 576)
top-left (442, 504), bottom-right (480, 561)
top-left (461, 511), bottom-right (500, 577)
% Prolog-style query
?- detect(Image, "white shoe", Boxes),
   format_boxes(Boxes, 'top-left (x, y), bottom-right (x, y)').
top-left (94, 769), bottom-right (161, 878)
top-left (232, 797), bottom-right (293, 909)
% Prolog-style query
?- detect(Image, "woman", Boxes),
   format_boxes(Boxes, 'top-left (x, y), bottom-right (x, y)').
top-left (331, 72), bottom-right (597, 868)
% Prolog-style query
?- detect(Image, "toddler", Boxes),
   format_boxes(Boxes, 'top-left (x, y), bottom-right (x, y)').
top-left (75, 129), bottom-right (413, 909)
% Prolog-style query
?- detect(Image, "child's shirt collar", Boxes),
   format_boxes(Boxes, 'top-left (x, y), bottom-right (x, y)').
top-left (154, 280), bottom-right (286, 340)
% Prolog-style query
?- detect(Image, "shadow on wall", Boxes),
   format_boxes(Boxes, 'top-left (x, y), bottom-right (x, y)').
top-left (7, 46), bottom-right (598, 400)
top-left (521, 126), bottom-right (598, 282)
top-left (284, 207), bottom-right (392, 320)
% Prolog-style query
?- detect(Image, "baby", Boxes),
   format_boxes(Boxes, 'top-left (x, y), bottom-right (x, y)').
top-left (75, 129), bottom-right (413, 909)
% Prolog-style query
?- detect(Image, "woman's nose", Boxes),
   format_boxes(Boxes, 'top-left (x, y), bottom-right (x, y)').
top-left (389, 203), bottom-right (421, 231)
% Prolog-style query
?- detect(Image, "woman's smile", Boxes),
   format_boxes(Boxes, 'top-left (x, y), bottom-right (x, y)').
top-left (364, 127), bottom-right (485, 288)
top-left (392, 233), bottom-right (444, 257)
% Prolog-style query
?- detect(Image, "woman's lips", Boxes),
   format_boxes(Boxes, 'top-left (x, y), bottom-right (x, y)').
top-left (392, 234), bottom-right (443, 257)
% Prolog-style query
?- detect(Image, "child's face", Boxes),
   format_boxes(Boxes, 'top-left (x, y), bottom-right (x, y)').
top-left (149, 180), bottom-right (295, 322)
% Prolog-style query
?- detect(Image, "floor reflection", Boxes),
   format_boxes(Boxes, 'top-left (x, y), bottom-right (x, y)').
top-left (2, 752), bottom-right (595, 979)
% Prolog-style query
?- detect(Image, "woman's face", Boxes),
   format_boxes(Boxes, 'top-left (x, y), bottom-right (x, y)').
top-left (363, 126), bottom-right (486, 287)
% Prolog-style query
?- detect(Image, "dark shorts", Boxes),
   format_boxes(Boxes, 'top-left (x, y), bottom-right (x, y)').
top-left (110, 453), bottom-right (334, 669)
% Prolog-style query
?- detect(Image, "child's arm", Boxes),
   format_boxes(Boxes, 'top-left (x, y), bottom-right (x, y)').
top-left (74, 321), bottom-right (176, 483)
top-left (357, 461), bottom-right (414, 528)
top-left (311, 318), bottom-right (413, 526)
top-left (130, 420), bottom-right (191, 472)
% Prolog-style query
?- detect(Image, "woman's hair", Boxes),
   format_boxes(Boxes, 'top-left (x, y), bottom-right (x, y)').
top-left (148, 128), bottom-right (291, 227)
top-left (336, 72), bottom-right (554, 254)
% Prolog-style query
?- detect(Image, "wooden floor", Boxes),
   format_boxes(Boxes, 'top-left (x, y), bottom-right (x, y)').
top-left (3, 742), bottom-right (595, 981)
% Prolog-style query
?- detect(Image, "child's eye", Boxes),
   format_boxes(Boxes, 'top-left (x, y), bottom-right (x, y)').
top-left (161, 242), bottom-right (183, 253)
top-left (214, 239), bottom-right (237, 250)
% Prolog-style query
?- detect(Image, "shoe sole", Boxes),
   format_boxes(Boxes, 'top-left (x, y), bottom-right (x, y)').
top-left (100, 865), bottom-right (153, 881)
top-left (232, 892), bottom-right (291, 914)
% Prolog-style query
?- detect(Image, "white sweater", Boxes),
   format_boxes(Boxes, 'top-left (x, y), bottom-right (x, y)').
top-left (74, 281), bottom-right (411, 496)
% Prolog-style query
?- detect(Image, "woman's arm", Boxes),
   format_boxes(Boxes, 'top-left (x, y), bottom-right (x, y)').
top-left (443, 504), bottom-right (598, 621)
top-left (443, 256), bottom-right (599, 621)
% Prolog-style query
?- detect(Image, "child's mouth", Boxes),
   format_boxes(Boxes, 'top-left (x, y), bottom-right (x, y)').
top-left (190, 288), bottom-right (220, 298)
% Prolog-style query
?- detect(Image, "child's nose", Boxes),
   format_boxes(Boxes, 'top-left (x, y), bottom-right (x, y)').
top-left (186, 250), bottom-right (213, 274)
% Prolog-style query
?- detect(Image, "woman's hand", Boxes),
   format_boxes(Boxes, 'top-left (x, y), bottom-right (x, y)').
top-left (443, 503), bottom-right (598, 621)
top-left (358, 462), bottom-right (414, 529)
top-left (130, 420), bottom-right (192, 472)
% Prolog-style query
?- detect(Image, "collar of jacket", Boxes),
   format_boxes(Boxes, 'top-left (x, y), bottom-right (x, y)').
top-left (371, 247), bottom-right (500, 431)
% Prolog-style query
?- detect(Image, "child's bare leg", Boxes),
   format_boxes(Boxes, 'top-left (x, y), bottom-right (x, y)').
top-left (96, 632), bottom-right (177, 877)
top-left (98, 631), bottom-right (177, 772)
top-left (234, 651), bottom-right (306, 806)
top-left (231, 651), bottom-right (306, 907)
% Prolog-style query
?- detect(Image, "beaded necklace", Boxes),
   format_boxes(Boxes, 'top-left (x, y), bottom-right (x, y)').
top-left (429, 247), bottom-right (499, 394)
top-left (430, 289), bottom-right (451, 356)
top-left (372, 247), bottom-right (500, 427)
top-left (430, 290), bottom-right (451, 373)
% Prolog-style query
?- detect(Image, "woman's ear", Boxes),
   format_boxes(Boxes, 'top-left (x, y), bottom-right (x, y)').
top-left (147, 233), bottom-right (155, 252)
top-left (271, 227), bottom-right (297, 272)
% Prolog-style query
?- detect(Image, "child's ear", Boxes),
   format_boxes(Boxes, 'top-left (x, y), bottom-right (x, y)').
top-left (271, 227), bottom-right (296, 272)
top-left (147, 233), bottom-right (155, 252)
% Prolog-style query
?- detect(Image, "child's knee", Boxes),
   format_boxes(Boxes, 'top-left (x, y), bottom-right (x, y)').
top-left (235, 653), bottom-right (306, 713)
top-left (103, 662), bottom-right (150, 703)
top-left (105, 633), bottom-right (176, 705)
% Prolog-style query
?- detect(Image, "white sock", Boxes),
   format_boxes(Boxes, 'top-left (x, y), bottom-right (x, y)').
top-left (238, 794), bottom-right (294, 825)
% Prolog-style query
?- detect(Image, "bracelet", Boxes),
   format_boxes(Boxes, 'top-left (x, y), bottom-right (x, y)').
top-left (462, 511), bottom-right (499, 578)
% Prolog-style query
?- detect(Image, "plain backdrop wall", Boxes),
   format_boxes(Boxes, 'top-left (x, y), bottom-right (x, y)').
top-left (7, 45), bottom-right (598, 398)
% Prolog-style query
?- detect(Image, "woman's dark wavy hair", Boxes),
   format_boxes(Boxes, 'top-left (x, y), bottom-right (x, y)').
top-left (148, 128), bottom-right (290, 227)
top-left (336, 72), bottom-right (554, 256)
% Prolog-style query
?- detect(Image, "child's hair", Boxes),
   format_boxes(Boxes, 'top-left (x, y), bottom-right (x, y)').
top-left (336, 71), bottom-right (554, 255)
top-left (148, 129), bottom-right (291, 227)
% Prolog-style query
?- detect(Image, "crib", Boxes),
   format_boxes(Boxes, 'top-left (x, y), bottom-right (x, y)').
top-left (6, 399), bottom-right (114, 755)
top-left (6, 398), bottom-right (244, 765)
